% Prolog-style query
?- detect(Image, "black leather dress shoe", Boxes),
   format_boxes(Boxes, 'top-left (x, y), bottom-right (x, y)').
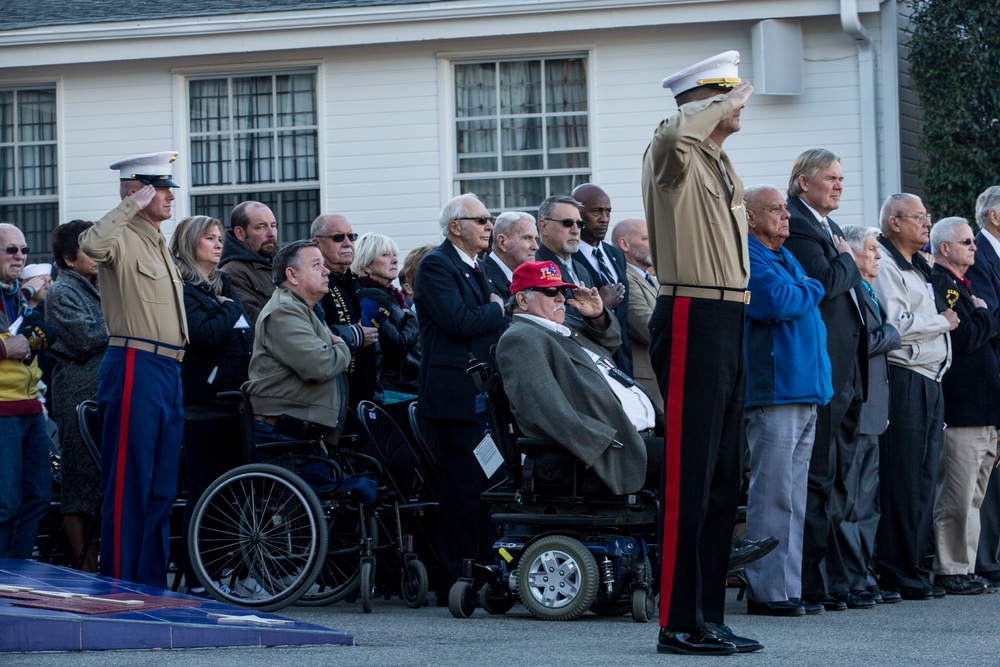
top-left (789, 597), bottom-right (824, 615)
top-left (878, 588), bottom-right (902, 604)
top-left (830, 590), bottom-right (876, 609)
top-left (704, 622), bottom-right (764, 653)
top-left (897, 585), bottom-right (934, 600)
top-left (729, 535), bottom-right (780, 570)
top-left (804, 594), bottom-right (847, 611)
top-left (747, 599), bottom-right (806, 617)
top-left (936, 574), bottom-right (987, 595)
top-left (657, 627), bottom-right (737, 655)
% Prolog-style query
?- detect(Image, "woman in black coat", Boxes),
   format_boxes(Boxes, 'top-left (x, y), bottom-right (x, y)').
top-left (170, 215), bottom-right (254, 596)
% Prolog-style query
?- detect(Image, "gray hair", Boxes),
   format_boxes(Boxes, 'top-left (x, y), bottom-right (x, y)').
top-left (272, 240), bottom-right (318, 287)
top-left (309, 212), bottom-right (348, 238)
top-left (879, 193), bottom-right (922, 231)
top-left (840, 224), bottom-right (879, 254)
top-left (787, 148), bottom-right (841, 198)
top-left (494, 211), bottom-right (535, 238)
top-left (438, 193), bottom-right (482, 235)
top-left (352, 232), bottom-right (399, 276)
top-left (930, 217), bottom-right (971, 257)
top-left (976, 186), bottom-right (1000, 230)
top-left (743, 183), bottom-right (781, 209)
top-left (538, 195), bottom-right (582, 222)
top-left (170, 215), bottom-right (224, 294)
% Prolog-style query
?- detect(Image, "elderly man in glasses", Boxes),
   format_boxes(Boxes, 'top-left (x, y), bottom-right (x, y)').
top-left (0, 222), bottom-right (55, 559)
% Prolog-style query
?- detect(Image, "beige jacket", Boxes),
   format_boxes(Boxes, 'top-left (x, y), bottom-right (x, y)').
top-left (624, 264), bottom-right (663, 405)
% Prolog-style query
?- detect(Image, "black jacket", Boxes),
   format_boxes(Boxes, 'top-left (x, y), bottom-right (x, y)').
top-left (318, 269), bottom-right (377, 408)
top-left (181, 273), bottom-right (254, 416)
top-left (358, 284), bottom-right (420, 395)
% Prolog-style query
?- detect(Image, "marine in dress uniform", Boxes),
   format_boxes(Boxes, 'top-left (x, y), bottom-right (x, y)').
top-left (79, 152), bottom-right (188, 588)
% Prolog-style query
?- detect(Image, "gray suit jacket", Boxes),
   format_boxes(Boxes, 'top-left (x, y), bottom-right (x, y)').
top-left (495, 315), bottom-right (647, 495)
top-left (858, 282), bottom-right (901, 435)
top-left (624, 264), bottom-right (662, 406)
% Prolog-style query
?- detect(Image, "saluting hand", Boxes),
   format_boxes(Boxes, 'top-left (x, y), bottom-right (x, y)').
top-left (726, 81), bottom-right (754, 110)
top-left (129, 184), bottom-right (157, 210)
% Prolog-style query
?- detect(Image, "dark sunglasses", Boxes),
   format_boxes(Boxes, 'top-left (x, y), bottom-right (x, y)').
top-left (529, 286), bottom-right (568, 297)
top-left (948, 238), bottom-right (975, 246)
top-left (316, 233), bottom-right (358, 243)
top-left (456, 216), bottom-right (495, 226)
top-left (3, 245), bottom-right (29, 256)
top-left (542, 217), bottom-right (585, 229)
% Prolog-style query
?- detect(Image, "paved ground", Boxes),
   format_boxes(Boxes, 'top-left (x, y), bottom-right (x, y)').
top-left (7, 586), bottom-right (1000, 666)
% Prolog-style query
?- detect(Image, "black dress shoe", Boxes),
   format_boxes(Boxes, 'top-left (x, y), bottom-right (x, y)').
top-left (804, 594), bottom-right (847, 611)
top-left (729, 535), bottom-right (780, 570)
top-left (657, 627), bottom-right (737, 655)
top-left (936, 574), bottom-right (987, 595)
top-left (830, 590), bottom-right (876, 609)
top-left (878, 588), bottom-right (902, 604)
top-left (747, 599), bottom-right (806, 617)
top-left (897, 585), bottom-right (934, 600)
top-left (973, 573), bottom-right (1000, 593)
top-left (704, 622), bottom-right (764, 653)
top-left (789, 597), bottom-right (824, 615)
top-left (930, 585), bottom-right (946, 598)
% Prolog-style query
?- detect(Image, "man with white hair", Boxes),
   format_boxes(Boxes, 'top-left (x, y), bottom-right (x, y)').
top-left (484, 211), bottom-right (538, 299)
top-left (415, 194), bottom-right (508, 600)
top-left (873, 193), bottom-right (957, 600)
top-left (928, 216), bottom-right (999, 595)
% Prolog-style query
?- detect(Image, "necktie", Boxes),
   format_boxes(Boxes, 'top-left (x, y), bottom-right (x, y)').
top-left (592, 246), bottom-right (616, 285)
top-left (644, 272), bottom-right (657, 290)
top-left (819, 217), bottom-right (834, 240)
top-left (563, 261), bottom-right (579, 285)
top-left (862, 281), bottom-right (882, 323)
top-left (470, 262), bottom-right (490, 300)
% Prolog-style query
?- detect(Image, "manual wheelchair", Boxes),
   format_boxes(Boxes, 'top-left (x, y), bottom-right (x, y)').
top-left (448, 356), bottom-right (658, 622)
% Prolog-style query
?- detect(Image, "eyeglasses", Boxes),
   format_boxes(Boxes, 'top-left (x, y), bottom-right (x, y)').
top-left (542, 217), bottom-right (585, 229)
top-left (315, 233), bottom-right (358, 243)
top-left (947, 238), bottom-right (975, 246)
top-left (529, 286), bottom-right (568, 297)
top-left (893, 213), bottom-right (932, 222)
top-left (455, 216), bottom-right (495, 226)
top-left (3, 245), bottom-right (29, 256)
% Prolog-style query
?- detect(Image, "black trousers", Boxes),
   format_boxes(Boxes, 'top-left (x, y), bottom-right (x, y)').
top-left (649, 296), bottom-right (744, 630)
top-left (427, 418), bottom-right (498, 595)
top-left (876, 367), bottom-right (943, 590)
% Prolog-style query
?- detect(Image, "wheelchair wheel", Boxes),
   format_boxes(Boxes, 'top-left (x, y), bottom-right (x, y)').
top-left (296, 507), bottom-right (377, 606)
top-left (188, 464), bottom-right (328, 612)
top-left (401, 559), bottom-right (429, 608)
top-left (479, 581), bottom-right (515, 615)
top-left (516, 535), bottom-right (598, 621)
top-left (360, 560), bottom-right (376, 613)
top-left (448, 580), bottom-right (477, 618)
top-left (631, 587), bottom-right (652, 623)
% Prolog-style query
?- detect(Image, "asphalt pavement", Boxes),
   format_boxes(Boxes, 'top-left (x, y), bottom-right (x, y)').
top-left (7, 586), bottom-right (1000, 666)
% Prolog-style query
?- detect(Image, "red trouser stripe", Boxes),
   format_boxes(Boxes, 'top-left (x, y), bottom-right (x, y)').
top-left (113, 348), bottom-right (137, 580)
top-left (659, 297), bottom-right (689, 626)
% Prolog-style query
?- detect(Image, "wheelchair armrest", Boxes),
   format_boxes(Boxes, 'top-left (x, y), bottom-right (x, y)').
top-left (255, 438), bottom-right (320, 454)
top-left (332, 449), bottom-right (385, 478)
top-left (517, 437), bottom-right (571, 456)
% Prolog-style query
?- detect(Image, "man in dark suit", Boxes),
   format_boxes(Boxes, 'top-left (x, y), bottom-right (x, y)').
top-left (414, 193), bottom-right (509, 599)
top-left (781, 148), bottom-right (868, 611)
top-left (483, 211), bottom-right (538, 300)
top-left (964, 185), bottom-right (1000, 591)
top-left (840, 225), bottom-right (902, 603)
top-left (535, 194), bottom-right (591, 288)
top-left (572, 184), bottom-right (633, 376)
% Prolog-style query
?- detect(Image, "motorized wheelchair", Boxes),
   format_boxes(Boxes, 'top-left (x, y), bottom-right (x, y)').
top-left (448, 355), bottom-right (658, 622)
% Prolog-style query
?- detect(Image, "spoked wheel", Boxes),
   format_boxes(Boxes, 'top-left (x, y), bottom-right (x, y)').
top-left (448, 580), bottom-right (476, 618)
top-left (360, 560), bottom-right (376, 613)
top-left (400, 559), bottom-right (429, 608)
top-left (516, 535), bottom-right (598, 621)
top-left (479, 581), bottom-right (515, 615)
top-left (188, 464), bottom-right (328, 612)
top-left (296, 507), bottom-right (376, 606)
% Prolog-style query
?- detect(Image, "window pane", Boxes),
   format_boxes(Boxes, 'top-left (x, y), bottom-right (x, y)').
top-left (17, 90), bottom-right (56, 142)
top-left (276, 74), bottom-right (316, 127)
top-left (501, 117), bottom-right (543, 171)
top-left (455, 63), bottom-right (496, 118)
top-left (547, 114), bottom-right (589, 169)
top-left (18, 144), bottom-right (57, 195)
top-left (458, 179), bottom-right (500, 211)
top-left (191, 189), bottom-right (319, 244)
top-left (457, 119), bottom-right (497, 174)
top-left (233, 76), bottom-right (273, 130)
top-left (0, 202), bottom-right (58, 258)
top-left (189, 79), bottom-right (229, 133)
top-left (502, 177), bottom-right (545, 211)
top-left (0, 92), bottom-right (12, 143)
top-left (235, 133), bottom-right (274, 184)
top-left (0, 147), bottom-right (13, 196)
top-left (500, 61), bottom-right (541, 115)
top-left (277, 130), bottom-right (318, 182)
top-left (549, 173), bottom-right (590, 196)
top-left (191, 135), bottom-right (230, 187)
top-left (545, 59), bottom-right (587, 113)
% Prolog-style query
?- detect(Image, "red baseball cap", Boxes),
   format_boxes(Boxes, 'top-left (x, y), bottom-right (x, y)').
top-left (509, 260), bottom-right (578, 295)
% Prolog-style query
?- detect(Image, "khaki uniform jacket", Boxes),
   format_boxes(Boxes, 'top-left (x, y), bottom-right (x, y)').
top-left (79, 199), bottom-right (187, 347)
top-left (642, 95), bottom-right (748, 290)
top-left (624, 264), bottom-right (662, 406)
top-left (243, 287), bottom-right (352, 429)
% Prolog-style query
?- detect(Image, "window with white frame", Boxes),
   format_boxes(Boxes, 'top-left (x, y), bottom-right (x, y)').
top-left (0, 87), bottom-right (58, 257)
top-left (188, 72), bottom-right (319, 242)
top-left (454, 56), bottom-right (590, 214)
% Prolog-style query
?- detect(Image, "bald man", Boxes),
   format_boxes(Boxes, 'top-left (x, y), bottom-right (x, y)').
top-left (612, 218), bottom-right (661, 405)
top-left (572, 183), bottom-right (633, 375)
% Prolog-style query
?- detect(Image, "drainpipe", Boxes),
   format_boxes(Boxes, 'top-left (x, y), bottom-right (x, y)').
top-left (841, 0), bottom-right (880, 223)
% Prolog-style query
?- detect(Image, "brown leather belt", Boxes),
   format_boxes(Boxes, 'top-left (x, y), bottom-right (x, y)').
top-left (658, 285), bottom-right (751, 305)
top-left (109, 336), bottom-right (185, 363)
top-left (253, 415), bottom-right (280, 426)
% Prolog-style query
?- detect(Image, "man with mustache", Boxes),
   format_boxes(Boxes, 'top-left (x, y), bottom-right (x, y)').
top-left (219, 201), bottom-right (279, 326)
